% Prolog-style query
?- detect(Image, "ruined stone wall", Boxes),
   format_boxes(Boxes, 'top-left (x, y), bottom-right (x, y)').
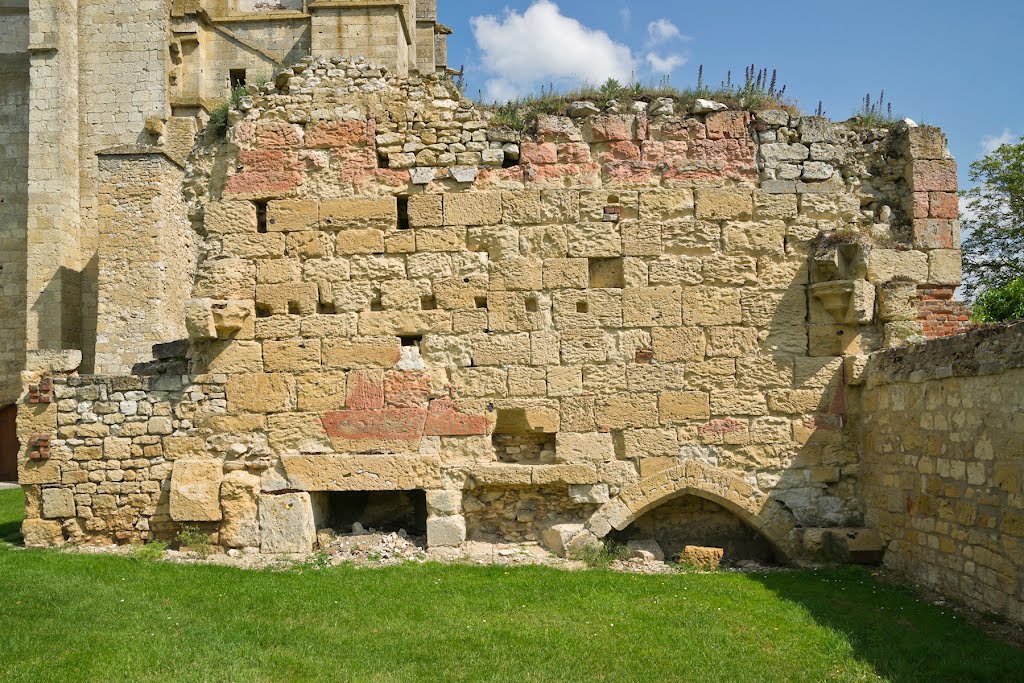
top-left (858, 323), bottom-right (1024, 623)
top-left (18, 57), bottom-right (966, 559)
top-left (0, 10), bottom-right (30, 406)
top-left (94, 151), bottom-right (193, 375)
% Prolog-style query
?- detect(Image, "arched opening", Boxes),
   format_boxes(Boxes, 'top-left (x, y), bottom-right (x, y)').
top-left (608, 493), bottom-right (778, 566)
top-left (0, 405), bottom-right (18, 482)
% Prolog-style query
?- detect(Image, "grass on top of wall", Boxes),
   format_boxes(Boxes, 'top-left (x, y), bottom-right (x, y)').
top-left (0, 487), bottom-right (1021, 682)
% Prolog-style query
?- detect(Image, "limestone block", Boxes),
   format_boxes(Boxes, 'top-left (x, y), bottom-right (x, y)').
top-left (722, 221), bottom-right (787, 254)
top-left (678, 545), bottom-right (724, 569)
top-left (264, 339), bottom-right (322, 373)
top-left (541, 523), bottom-right (598, 557)
top-left (415, 226), bottom-right (467, 252)
top-left (683, 287), bottom-right (742, 325)
top-left (543, 258), bottom-right (589, 289)
top-left (22, 519), bottom-right (64, 548)
top-left (220, 471), bottom-right (261, 549)
top-left (908, 159), bottom-right (957, 193)
top-left (710, 390), bottom-right (767, 416)
top-left (622, 223), bottom-right (662, 257)
top-left (707, 327), bottom-right (759, 358)
top-left (878, 281), bottom-right (917, 321)
top-left (695, 189), bottom-right (753, 220)
top-left (20, 460), bottom-right (64, 487)
top-left (639, 190), bottom-right (694, 220)
top-left (703, 254), bottom-right (758, 285)
top-left (259, 492), bottom-right (316, 554)
top-left (648, 255), bottom-right (703, 286)
top-left (560, 329), bottom-right (609, 364)
top-left (652, 327), bottom-right (705, 362)
top-left (595, 394), bottom-right (659, 429)
top-left (268, 413), bottom-right (334, 454)
top-left (444, 193), bottom-right (501, 226)
top-left (223, 232), bottom-right (284, 259)
top-left (473, 333), bottom-right (531, 366)
top-left (205, 201), bottom-right (257, 236)
top-left (255, 283), bottom-right (319, 316)
top-left (621, 429), bottom-right (678, 459)
top-left (408, 194), bottom-right (443, 228)
top-left (866, 250), bottom-right (928, 285)
top-left (334, 229), bottom-right (386, 254)
top-left (628, 539), bottom-right (665, 562)
top-left (226, 373), bottom-right (296, 413)
top-left (281, 455), bottom-right (443, 490)
top-left (185, 299), bottom-right (217, 340)
top-left (323, 338), bottom-right (401, 368)
top-left (566, 223), bottom-right (621, 257)
top-left (490, 258), bottom-right (543, 291)
top-left (170, 459), bottom-right (224, 522)
top-left (427, 515), bottom-right (466, 547)
top-left (660, 392), bottom-right (711, 422)
top-left (929, 249), bottom-right (962, 285)
top-left (199, 341), bottom-right (263, 374)
top-left (883, 321), bottom-right (923, 348)
top-left (297, 371), bottom-right (347, 411)
top-left (321, 198), bottom-right (396, 230)
top-left (267, 200), bottom-right (318, 231)
top-left (623, 286), bottom-right (681, 327)
top-left (907, 126), bottom-right (948, 160)
top-left (487, 292), bottom-right (546, 333)
top-left (555, 432), bottom-right (614, 463)
top-left (568, 484), bottom-right (610, 504)
top-left (41, 488), bottom-right (75, 519)
top-left (426, 490), bottom-right (463, 516)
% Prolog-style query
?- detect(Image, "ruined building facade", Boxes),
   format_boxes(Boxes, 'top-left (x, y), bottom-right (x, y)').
top-left (4, 1), bottom-right (1024, 624)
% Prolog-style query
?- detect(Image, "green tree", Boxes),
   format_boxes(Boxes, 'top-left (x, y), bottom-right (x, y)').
top-left (961, 136), bottom-right (1024, 301)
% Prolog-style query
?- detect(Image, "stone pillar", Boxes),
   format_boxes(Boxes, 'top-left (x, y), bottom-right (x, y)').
top-left (93, 148), bottom-right (193, 375)
top-left (25, 0), bottom-right (81, 354)
top-left (425, 489), bottom-right (465, 547)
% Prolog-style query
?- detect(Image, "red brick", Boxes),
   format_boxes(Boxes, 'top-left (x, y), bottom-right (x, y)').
top-left (705, 111), bottom-right (751, 140)
top-left (255, 121), bottom-right (302, 149)
top-left (520, 142), bottom-right (557, 165)
top-left (384, 370), bottom-right (432, 408)
top-left (587, 114), bottom-right (634, 142)
top-left (911, 159), bottom-right (957, 192)
top-left (346, 369), bottom-right (385, 410)
top-left (321, 408), bottom-right (426, 442)
top-left (306, 120), bottom-right (373, 148)
top-left (929, 192), bottom-right (959, 219)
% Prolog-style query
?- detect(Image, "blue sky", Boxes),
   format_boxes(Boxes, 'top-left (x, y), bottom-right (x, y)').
top-left (443, 0), bottom-right (1023, 186)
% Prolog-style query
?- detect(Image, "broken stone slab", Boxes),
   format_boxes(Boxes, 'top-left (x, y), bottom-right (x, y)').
top-left (679, 545), bottom-right (724, 569)
top-left (170, 459), bottom-right (224, 522)
top-left (648, 98), bottom-right (674, 116)
top-left (568, 483), bottom-right (610, 504)
top-left (410, 167), bottom-right (436, 185)
top-left (219, 471), bottom-right (260, 548)
top-left (693, 98), bottom-right (728, 114)
top-left (540, 523), bottom-right (599, 557)
top-left (259, 492), bottom-right (316, 554)
top-left (568, 101), bottom-right (600, 118)
top-left (41, 488), bottom-right (76, 519)
top-left (448, 166), bottom-right (478, 183)
top-left (627, 539), bottom-right (665, 562)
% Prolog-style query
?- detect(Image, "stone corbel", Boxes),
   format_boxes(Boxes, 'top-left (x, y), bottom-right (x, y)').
top-left (185, 298), bottom-right (255, 341)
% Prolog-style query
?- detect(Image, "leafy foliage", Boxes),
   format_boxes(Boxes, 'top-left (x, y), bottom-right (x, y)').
top-left (176, 525), bottom-right (212, 558)
top-left (850, 90), bottom-right (902, 128)
top-left (961, 136), bottom-right (1024, 300)
top-left (568, 539), bottom-right (633, 569)
top-left (971, 277), bottom-right (1024, 323)
top-left (132, 540), bottom-right (169, 562)
top-left (207, 85), bottom-right (252, 140)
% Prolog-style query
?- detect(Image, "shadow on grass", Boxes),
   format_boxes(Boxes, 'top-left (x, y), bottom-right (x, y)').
top-left (751, 567), bottom-right (1024, 681)
top-left (0, 487), bottom-right (24, 545)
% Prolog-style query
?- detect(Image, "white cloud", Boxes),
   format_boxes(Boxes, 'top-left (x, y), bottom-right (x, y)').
top-left (619, 7), bottom-right (631, 31)
top-left (647, 19), bottom-right (682, 45)
top-left (646, 53), bottom-right (686, 74)
top-left (471, 1), bottom-right (637, 101)
top-left (981, 129), bottom-right (1014, 155)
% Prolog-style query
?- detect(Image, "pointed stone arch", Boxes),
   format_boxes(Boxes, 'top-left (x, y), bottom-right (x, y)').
top-left (586, 460), bottom-right (803, 563)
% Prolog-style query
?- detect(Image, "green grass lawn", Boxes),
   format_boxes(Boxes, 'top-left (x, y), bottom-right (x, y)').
top-left (0, 488), bottom-right (1020, 682)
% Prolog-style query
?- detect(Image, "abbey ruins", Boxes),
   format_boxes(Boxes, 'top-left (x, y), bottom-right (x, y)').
top-left (1, 1), bottom-right (1021, 622)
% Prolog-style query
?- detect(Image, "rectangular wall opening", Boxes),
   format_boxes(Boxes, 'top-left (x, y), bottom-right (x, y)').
top-left (492, 409), bottom-right (556, 464)
top-left (588, 258), bottom-right (625, 288)
top-left (311, 490), bottom-right (427, 536)
top-left (229, 69), bottom-right (247, 89)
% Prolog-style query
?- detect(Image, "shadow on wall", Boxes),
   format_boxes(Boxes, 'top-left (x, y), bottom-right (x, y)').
top-left (30, 265), bottom-right (83, 357)
top-left (749, 569), bottom-right (1024, 679)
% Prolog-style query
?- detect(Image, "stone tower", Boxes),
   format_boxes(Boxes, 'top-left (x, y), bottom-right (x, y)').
top-left (0, 0), bottom-right (452, 407)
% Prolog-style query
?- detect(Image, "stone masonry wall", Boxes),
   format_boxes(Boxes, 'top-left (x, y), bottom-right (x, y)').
top-left (858, 323), bottom-right (1024, 622)
top-left (19, 57), bottom-right (966, 561)
top-left (0, 13), bottom-right (30, 406)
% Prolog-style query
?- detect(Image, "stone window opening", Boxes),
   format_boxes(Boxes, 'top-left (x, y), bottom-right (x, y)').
top-left (502, 155), bottom-right (519, 170)
top-left (588, 258), bottom-right (625, 289)
top-left (253, 200), bottom-right (268, 233)
top-left (311, 490), bottom-right (428, 537)
top-left (229, 69), bottom-right (247, 89)
top-left (492, 409), bottom-right (556, 464)
top-left (400, 335), bottom-right (423, 348)
top-left (396, 196), bottom-right (410, 230)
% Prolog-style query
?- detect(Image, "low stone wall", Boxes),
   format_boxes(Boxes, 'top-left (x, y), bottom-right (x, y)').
top-left (859, 322), bottom-right (1024, 622)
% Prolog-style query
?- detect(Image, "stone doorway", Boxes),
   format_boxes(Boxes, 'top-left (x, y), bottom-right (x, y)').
top-left (0, 405), bottom-right (17, 482)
